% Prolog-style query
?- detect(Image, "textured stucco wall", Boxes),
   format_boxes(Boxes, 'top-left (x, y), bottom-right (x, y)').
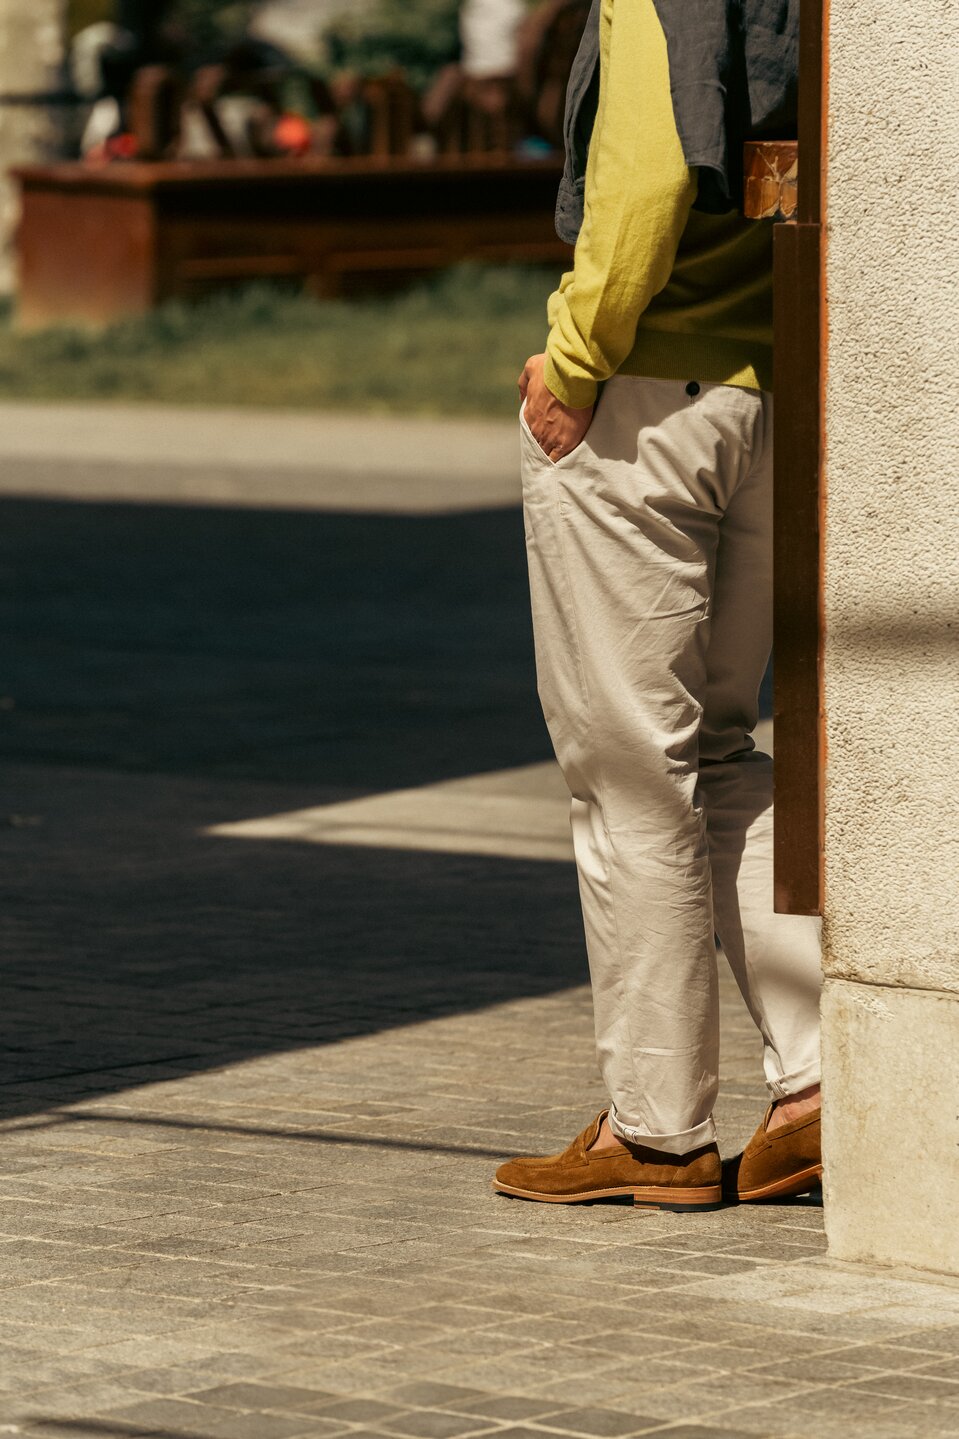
top-left (823, 0), bottom-right (959, 1272)
top-left (0, 0), bottom-right (69, 294)
top-left (823, 0), bottom-right (959, 993)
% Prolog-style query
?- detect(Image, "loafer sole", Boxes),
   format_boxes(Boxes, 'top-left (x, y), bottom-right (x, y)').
top-left (492, 1180), bottom-right (723, 1211)
top-left (736, 1162), bottom-right (823, 1203)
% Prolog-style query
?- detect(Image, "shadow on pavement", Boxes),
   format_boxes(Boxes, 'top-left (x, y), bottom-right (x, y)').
top-left (0, 497), bottom-right (585, 1123)
top-left (0, 496), bottom-right (773, 1126)
top-left (0, 498), bottom-right (550, 789)
top-left (25, 1421), bottom-right (225, 1439)
top-left (5, 1108), bottom-right (512, 1160)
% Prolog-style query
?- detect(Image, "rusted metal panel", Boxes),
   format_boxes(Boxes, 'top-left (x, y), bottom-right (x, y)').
top-left (797, 0), bottom-right (825, 227)
top-left (771, 0), bottom-right (825, 915)
top-left (773, 220), bottom-right (823, 915)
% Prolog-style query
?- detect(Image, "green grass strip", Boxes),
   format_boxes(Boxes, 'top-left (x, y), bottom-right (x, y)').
top-left (0, 265), bottom-right (558, 417)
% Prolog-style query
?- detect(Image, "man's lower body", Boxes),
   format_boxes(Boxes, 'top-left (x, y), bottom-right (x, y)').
top-left (494, 375), bottom-right (823, 1208)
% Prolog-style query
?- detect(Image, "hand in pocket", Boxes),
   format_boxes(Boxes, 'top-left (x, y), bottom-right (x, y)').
top-left (519, 353), bottom-right (594, 462)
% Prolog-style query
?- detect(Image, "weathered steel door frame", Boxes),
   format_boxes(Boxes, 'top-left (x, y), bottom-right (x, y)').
top-left (772, 0), bottom-right (826, 916)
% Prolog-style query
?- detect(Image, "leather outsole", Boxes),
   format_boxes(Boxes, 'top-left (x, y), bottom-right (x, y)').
top-left (735, 1162), bottom-right (824, 1203)
top-left (492, 1181), bottom-right (723, 1211)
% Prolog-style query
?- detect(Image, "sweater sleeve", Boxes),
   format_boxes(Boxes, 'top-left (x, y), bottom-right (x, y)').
top-left (544, 0), bottom-right (697, 409)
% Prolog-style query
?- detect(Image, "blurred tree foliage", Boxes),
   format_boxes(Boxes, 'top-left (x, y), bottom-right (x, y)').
top-left (170, 0), bottom-right (254, 55)
top-left (67, 0), bottom-right (116, 38)
top-left (323, 0), bottom-right (463, 90)
top-left (66, 1), bottom-right (541, 85)
top-left (67, 0), bottom-right (254, 59)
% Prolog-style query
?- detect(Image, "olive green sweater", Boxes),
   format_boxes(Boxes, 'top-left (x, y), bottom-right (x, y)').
top-left (544, 0), bottom-right (774, 410)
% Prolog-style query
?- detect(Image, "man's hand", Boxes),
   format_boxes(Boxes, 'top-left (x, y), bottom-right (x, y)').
top-left (519, 354), bottom-right (594, 463)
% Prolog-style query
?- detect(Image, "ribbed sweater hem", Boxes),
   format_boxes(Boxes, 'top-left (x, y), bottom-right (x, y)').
top-left (622, 329), bottom-right (773, 393)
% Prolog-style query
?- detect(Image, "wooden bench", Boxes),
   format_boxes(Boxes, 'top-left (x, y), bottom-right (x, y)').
top-left (13, 154), bottom-right (570, 328)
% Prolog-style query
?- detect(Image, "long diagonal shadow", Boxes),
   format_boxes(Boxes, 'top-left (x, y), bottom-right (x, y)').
top-left (26, 1422), bottom-right (235, 1439)
top-left (2, 1108), bottom-right (511, 1160)
top-left (0, 497), bottom-right (588, 1126)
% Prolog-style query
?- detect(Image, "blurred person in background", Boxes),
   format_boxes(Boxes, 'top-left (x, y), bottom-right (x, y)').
top-left (70, 0), bottom-right (345, 160)
top-left (71, 21), bottom-right (138, 157)
top-left (420, 0), bottom-right (536, 153)
top-left (459, 0), bottom-right (525, 77)
top-left (249, 0), bottom-right (365, 64)
top-left (493, 0), bottom-right (823, 1212)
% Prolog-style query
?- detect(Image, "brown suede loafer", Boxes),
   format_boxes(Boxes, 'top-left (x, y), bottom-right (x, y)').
top-left (723, 1105), bottom-right (822, 1202)
top-left (493, 1111), bottom-right (722, 1211)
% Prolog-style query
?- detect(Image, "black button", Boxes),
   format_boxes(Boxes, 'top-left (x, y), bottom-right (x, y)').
top-left (685, 381), bottom-right (701, 397)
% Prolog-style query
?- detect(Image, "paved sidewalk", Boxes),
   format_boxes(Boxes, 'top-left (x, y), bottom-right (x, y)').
top-left (3, 769), bottom-right (959, 1439)
top-left (2, 408), bottom-right (958, 1439)
top-left (0, 403), bottom-right (522, 513)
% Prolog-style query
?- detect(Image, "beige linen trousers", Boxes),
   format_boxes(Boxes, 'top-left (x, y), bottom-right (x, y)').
top-left (520, 374), bottom-right (822, 1154)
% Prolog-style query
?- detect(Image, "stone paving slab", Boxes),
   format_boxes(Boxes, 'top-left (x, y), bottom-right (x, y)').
top-left (205, 720), bottom-right (773, 865)
top-left (205, 762), bottom-right (575, 863)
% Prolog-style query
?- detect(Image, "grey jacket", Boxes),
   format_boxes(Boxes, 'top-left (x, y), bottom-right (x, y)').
top-left (555, 0), bottom-right (800, 244)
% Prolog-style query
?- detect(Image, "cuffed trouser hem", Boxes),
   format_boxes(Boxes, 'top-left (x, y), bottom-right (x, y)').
top-left (608, 1106), bottom-right (717, 1156)
top-left (766, 1061), bottom-right (821, 1101)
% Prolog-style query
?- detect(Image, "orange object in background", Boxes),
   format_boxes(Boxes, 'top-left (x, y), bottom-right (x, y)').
top-left (84, 132), bottom-right (140, 165)
top-left (273, 114), bottom-right (312, 157)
